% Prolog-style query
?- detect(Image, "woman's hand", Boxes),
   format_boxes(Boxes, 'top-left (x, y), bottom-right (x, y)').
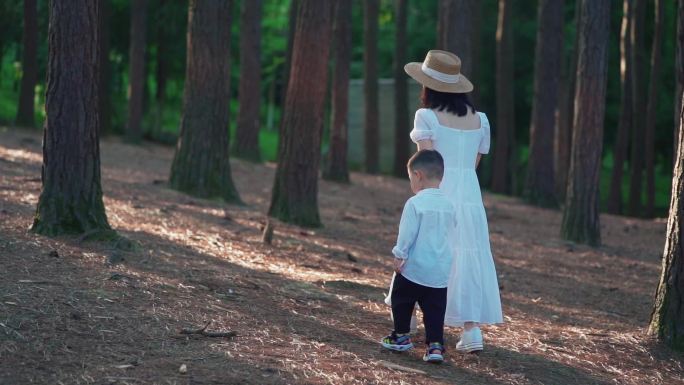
top-left (393, 258), bottom-right (406, 273)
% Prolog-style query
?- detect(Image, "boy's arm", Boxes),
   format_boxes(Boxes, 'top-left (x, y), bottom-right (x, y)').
top-left (392, 201), bottom-right (420, 270)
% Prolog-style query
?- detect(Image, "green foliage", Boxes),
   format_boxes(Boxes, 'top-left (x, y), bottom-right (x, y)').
top-left (0, 0), bottom-right (679, 213)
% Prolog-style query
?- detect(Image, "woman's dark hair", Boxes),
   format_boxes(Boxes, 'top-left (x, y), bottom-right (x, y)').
top-left (420, 87), bottom-right (475, 116)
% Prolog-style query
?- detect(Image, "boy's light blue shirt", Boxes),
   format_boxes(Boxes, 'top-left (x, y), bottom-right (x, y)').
top-left (392, 188), bottom-right (457, 288)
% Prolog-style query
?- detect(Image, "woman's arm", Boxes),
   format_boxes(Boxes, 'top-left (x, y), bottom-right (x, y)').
top-left (476, 153), bottom-right (482, 167)
top-left (416, 140), bottom-right (433, 151)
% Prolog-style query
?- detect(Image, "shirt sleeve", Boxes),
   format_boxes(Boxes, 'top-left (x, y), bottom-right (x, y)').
top-left (479, 112), bottom-right (491, 154)
top-left (392, 200), bottom-right (420, 259)
top-left (409, 109), bottom-right (435, 143)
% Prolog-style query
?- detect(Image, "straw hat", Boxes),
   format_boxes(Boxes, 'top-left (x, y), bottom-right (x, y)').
top-left (404, 50), bottom-right (473, 93)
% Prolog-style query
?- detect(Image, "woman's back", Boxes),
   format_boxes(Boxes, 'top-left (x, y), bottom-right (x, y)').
top-left (411, 108), bottom-right (490, 172)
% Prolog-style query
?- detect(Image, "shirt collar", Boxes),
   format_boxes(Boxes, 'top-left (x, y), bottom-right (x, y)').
top-left (416, 187), bottom-right (442, 196)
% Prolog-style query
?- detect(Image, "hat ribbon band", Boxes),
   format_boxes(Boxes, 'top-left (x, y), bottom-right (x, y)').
top-left (421, 63), bottom-right (461, 84)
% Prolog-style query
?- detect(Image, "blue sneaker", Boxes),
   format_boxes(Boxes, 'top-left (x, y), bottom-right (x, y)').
top-left (381, 332), bottom-right (414, 351)
top-left (423, 342), bottom-right (445, 363)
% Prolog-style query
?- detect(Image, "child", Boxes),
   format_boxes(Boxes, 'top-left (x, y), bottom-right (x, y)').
top-left (381, 149), bottom-right (457, 363)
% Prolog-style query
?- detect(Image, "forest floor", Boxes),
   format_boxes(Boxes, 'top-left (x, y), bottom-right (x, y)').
top-left (1, 126), bottom-right (683, 385)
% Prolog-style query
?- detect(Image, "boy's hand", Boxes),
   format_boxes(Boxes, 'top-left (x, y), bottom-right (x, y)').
top-left (393, 258), bottom-right (406, 273)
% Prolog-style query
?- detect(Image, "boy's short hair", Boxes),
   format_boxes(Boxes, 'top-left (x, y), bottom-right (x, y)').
top-left (408, 149), bottom-right (444, 180)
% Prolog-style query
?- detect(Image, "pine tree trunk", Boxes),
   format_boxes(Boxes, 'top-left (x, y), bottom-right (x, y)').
top-left (280, 0), bottom-right (299, 112)
top-left (645, 0), bottom-right (665, 217)
top-left (364, 0), bottom-right (379, 174)
top-left (31, 0), bottom-right (111, 236)
top-left (627, 0), bottom-right (647, 216)
top-left (98, 0), bottom-right (112, 135)
top-left (126, 0), bottom-right (147, 142)
top-left (649, 91), bottom-right (684, 351)
top-left (525, 0), bottom-right (564, 208)
top-left (169, 0), bottom-right (240, 203)
top-left (561, 0), bottom-right (611, 246)
top-left (234, 0), bottom-right (263, 162)
top-left (268, 0), bottom-right (333, 227)
top-left (608, 0), bottom-right (633, 215)
top-left (556, 0), bottom-right (581, 201)
top-left (676, 0), bottom-right (684, 158)
top-left (324, 0), bottom-right (351, 183)
top-left (277, 0), bottom-right (299, 159)
top-left (393, 0), bottom-right (409, 178)
top-left (437, 0), bottom-right (475, 76)
top-left (16, 0), bottom-right (38, 128)
top-left (491, 0), bottom-right (514, 194)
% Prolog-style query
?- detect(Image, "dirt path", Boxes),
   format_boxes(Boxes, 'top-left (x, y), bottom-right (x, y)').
top-left (1, 127), bottom-right (682, 384)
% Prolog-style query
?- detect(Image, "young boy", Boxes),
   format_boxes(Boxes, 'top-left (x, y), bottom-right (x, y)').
top-left (381, 149), bottom-right (457, 363)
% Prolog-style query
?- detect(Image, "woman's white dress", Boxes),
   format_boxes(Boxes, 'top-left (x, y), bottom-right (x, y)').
top-left (410, 108), bottom-right (503, 327)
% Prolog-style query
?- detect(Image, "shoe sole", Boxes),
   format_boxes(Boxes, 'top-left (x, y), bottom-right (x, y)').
top-left (456, 342), bottom-right (483, 354)
top-left (423, 354), bottom-right (444, 363)
top-left (381, 342), bottom-right (414, 351)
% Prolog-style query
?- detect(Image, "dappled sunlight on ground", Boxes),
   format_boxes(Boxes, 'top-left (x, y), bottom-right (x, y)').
top-left (1, 128), bottom-right (683, 384)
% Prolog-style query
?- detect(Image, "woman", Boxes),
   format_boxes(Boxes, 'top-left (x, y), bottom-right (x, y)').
top-left (404, 50), bottom-right (503, 353)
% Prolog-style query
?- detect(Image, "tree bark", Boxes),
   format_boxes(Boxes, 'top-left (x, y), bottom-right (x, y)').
top-left (126, 0), bottom-right (147, 142)
top-left (645, 0), bottom-right (665, 217)
top-left (676, 0), bottom-right (684, 158)
top-left (364, 0), bottom-right (379, 174)
top-left (525, 0), bottom-right (564, 208)
top-left (392, 0), bottom-right (409, 178)
top-left (437, 0), bottom-right (476, 77)
top-left (277, 0), bottom-right (299, 159)
top-left (98, 0), bottom-right (112, 135)
top-left (608, 0), bottom-right (633, 215)
top-left (556, 0), bottom-right (581, 201)
top-left (31, 0), bottom-right (111, 236)
top-left (491, 0), bottom-right (515, 194)
top-left (627, 0), bottom-right (647, 216)
top-left (561, 0), bottom-right (611, 246)
top-left (324, 0), bottom-right (352, 183)
top-left (268, 0), bottom-right (333, 227)
top-left (649, 91), bottom-right (684, 351)
top-left (234, 0), bottom-right (263, 162)
top-left (16, 0), bottom-right (38, 128)
top-left (280, 0), bottom-right (299, 111)
top-left (169, 0), bottom-right (240, 203)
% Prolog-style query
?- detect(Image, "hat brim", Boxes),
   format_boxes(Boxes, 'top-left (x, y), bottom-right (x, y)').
top-left (404, 62), bottom-right (474, 93)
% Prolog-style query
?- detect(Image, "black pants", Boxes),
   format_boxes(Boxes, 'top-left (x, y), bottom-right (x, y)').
top-left (391, 273), bottom-right (447, 345)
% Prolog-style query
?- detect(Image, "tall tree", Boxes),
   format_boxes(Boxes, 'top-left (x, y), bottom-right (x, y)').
top-left (437, 0), bottom-right (476, 76)
top-left (234, 0), bottom-right (263, 162)
top-left (393, 0), bottom-right (409, 177)
top-left (561, 0), bottom-right (611, 246)
top-left (608, 0), bottom-right (634, 215)
top-left (32, 0), bottom-right (111, 236)
top-left (169, 0), bottom-right (240, 202)
top-left (491, 0), bottom-right (515, 194)
top-left (645, 0), bottom-right (665, 217)
top-left (276, 0), bottom-right (299, 158)
top-left (98, 0), bottom-right (112, 135)
top-left (627, 0), bottom-right (647, 216)
top-left (15, 0), bottom-right (38, 128)
top-left (269, 0), bottom-right (334, 227)
top-left (649, 91), bottom-right (684, 351)
top-left (556, 0), bottom-right (581, 201)
top-left (524, 0), bottom-right (564, 207)
top-left (324, 0), bottom-right (352, 183)
top-left (676, 0), bottom-right (684, 157)
top-left (363, 0), bottom-right (379, 174)
top-left (126, 0), bottom-right (148, 142)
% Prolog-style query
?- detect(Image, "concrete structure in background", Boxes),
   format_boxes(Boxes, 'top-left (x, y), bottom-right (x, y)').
top-left (347, 78), bottom-right (422, 174)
